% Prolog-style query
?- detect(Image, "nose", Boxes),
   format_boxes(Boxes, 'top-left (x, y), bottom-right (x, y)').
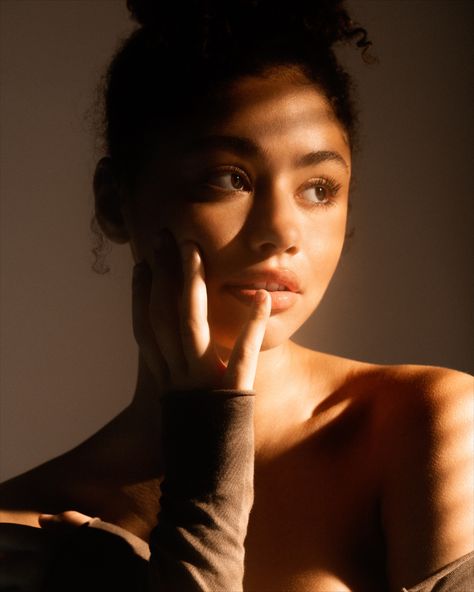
top-left (244, 181), bottom-right (301, 257)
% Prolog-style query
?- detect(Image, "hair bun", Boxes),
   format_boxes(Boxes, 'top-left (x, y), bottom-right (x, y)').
top-left (126, 0), bottom-right (201, 38)
top-left (125, 0), bottom-right (372, 63)
top-left (128, 0), bottom-right (347, 37)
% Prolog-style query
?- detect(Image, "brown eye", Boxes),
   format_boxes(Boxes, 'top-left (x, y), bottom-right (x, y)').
top-left (230, 173), bottom-right (245, 190)
top-left (299, 177), bottom-right (341, 207)
top-left (205, 169), bottom-right (250, 192)
top-left (300, 184), bottom-right (329, 205)
top-left (314, 185), bottom-right (328, 201)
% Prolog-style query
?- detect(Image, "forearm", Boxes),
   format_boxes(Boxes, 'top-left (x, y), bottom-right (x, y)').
top-left (149, 389), bottom-right (255, 592)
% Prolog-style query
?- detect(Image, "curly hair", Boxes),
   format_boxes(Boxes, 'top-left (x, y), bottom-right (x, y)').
top-left (104, 0), bottom-right (371, 179)
top-left (93, 0), bottom-right (372, 271)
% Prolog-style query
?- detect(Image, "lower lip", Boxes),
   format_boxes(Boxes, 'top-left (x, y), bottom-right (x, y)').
top-left (225, 287), bottom-right (298, 312)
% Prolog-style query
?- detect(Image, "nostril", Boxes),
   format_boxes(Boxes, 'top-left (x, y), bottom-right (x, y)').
top-left (258, 242), bottom-right (299, 256)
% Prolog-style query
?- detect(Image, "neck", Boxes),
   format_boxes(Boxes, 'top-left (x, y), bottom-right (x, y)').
top-left (77, 341), bottom-right (315, 488)
top-left (128, 340), bottom-right (308, 429)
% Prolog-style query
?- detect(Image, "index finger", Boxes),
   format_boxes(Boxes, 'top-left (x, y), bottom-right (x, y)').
top-left (224, 289), bottom-right (271, 390)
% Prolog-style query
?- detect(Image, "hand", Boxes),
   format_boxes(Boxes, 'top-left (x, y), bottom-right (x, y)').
top-left (38, 510), bottom-right (92, 530)
top-left (0, 512), bottom-right (91, 592)
top-left (133, 232), bottom-right (271, 392)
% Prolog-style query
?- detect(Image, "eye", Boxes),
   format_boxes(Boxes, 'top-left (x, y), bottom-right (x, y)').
top-left (205, 168), bottom-right (251, 192)
top-left (299, 177), bottom-right (341, 207)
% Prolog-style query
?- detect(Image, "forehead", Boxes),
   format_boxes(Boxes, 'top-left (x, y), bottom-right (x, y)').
top-left (150, 67), bottom-right (351, 171)
top-left (212, 72), bottom-right (347, 147)
top-left (218, 70), bottom-right (336, 127)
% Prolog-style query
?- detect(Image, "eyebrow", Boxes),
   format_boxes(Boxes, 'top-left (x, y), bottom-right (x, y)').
top-left (184, 134), bottom-right (349, 171)
top-left (294, 150), bottom-right (349, 171)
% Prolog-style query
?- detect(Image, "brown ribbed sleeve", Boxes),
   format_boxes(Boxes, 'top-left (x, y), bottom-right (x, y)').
top-left (148, 389), bottom-right (256, 592)
top-left (38, 389), bottom-right (255, 592)
top-left (401, 551), bottom-right (474, 592)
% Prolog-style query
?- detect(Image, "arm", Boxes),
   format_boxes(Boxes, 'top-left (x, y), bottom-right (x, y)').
top-left (379, 368), bottom-right (474, 591)
top-left (137, 236), bottom-right (269, 591)
top-left (33, 238), bottom-right (269, 591)
top-left (149, 389), bottom-right (255, 591)
top-left (37, 391), bottom-right (255, 592)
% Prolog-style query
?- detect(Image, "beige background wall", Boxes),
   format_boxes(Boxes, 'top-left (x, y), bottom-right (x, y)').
top-left (1, 0), bottom-right (473, 481)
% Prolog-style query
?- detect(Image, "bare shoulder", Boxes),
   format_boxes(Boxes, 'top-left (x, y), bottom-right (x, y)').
top-left (0, 437), bottom-right (93, 525)
top-left (360, 362), bottom-right (474, 430)
top-left (298, 346), bottom-right (472, 422)
top-left (349, 361), bottom-right (474, 588)
top-left (339, 359), bottom-right (474, 472)
top-left (378, 362), bottom-right (473, 398)
top-left (310, 348), bottom-right (474, 418)
top-left (315, 354), bottom-right (474, 587)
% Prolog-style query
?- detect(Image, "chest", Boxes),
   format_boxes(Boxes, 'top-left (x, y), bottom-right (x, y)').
top-left (242, 417), bottom-right (387, 591)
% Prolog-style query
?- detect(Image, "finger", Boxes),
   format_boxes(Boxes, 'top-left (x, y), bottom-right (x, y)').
top-left (179, 242), bottom-right (210, 363)
top-left (38, 511), bottom-right (92, 529)
top-left (150, 234), bottom-right (187, 378)
top-left (224, 289), bottom-right (271, 390)
top-left (132, 260), bottom-right (168, 389)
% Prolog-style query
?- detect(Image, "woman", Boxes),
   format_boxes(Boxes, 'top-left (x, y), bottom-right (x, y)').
top-left (1, 0), bottom-right (473, 590)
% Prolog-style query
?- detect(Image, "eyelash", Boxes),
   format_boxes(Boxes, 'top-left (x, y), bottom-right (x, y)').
top-left (299, 176), bottom-right (342, 209)
top-left (202, 166), bottom-right (342, 209)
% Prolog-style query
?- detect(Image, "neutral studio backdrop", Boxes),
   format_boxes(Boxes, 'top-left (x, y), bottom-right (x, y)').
top-left (1, 0), bottom-right (473, 481)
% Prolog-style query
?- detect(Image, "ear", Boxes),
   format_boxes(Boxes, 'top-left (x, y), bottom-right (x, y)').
top-left (93, 157), bottom-right (130, 244)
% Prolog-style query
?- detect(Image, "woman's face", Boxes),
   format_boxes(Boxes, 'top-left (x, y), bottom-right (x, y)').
top-left (124, 68), bottom-right (351, 353)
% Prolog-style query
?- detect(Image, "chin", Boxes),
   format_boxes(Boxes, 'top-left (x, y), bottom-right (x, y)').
top-left (262, 313), bottom-right (299, 349)
top-left (211, 312), bottom-right (303, 354)
top-left (259, 331), bottom-right (290, 351)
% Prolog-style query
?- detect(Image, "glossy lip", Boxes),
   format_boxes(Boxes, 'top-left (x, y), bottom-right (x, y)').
top-left (224, 268), bottom-right (302, 313)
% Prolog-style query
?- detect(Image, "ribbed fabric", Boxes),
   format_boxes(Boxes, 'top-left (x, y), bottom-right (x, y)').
top-left (148, 389), bottom-right (255, 592)
top-left (40, 388), bottom-right (255, 592)
top-left (402, 551), bottom-right (474, 591)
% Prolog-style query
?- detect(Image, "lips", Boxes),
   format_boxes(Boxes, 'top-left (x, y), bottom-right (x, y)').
top-left (239, 281), bottom-right (288, 291)
top-left (224, 268), bottom-right (301, 312)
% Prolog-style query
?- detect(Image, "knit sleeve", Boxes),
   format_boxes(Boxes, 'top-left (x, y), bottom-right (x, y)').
top-left (148, 389), bottom-right (256, 592)
top-left (401, 551), bottom-right (474, 592)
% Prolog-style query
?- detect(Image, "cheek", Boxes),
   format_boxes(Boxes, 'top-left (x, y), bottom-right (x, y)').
top-left (298, 210), bottom-right (348, 314)
top-left (170, 201), bottom-right (247, 259)
top-left (129, 187), bottom-right (249, 272)
top-left (311, 223), bottom-right (346, 270)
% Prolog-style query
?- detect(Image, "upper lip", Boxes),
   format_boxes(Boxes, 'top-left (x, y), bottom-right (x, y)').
top-left (225, 268), bottom-right (302, 293)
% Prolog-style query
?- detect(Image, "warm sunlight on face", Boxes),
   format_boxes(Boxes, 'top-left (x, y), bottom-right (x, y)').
top-left (126, 67), bottom-right (352, 352)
